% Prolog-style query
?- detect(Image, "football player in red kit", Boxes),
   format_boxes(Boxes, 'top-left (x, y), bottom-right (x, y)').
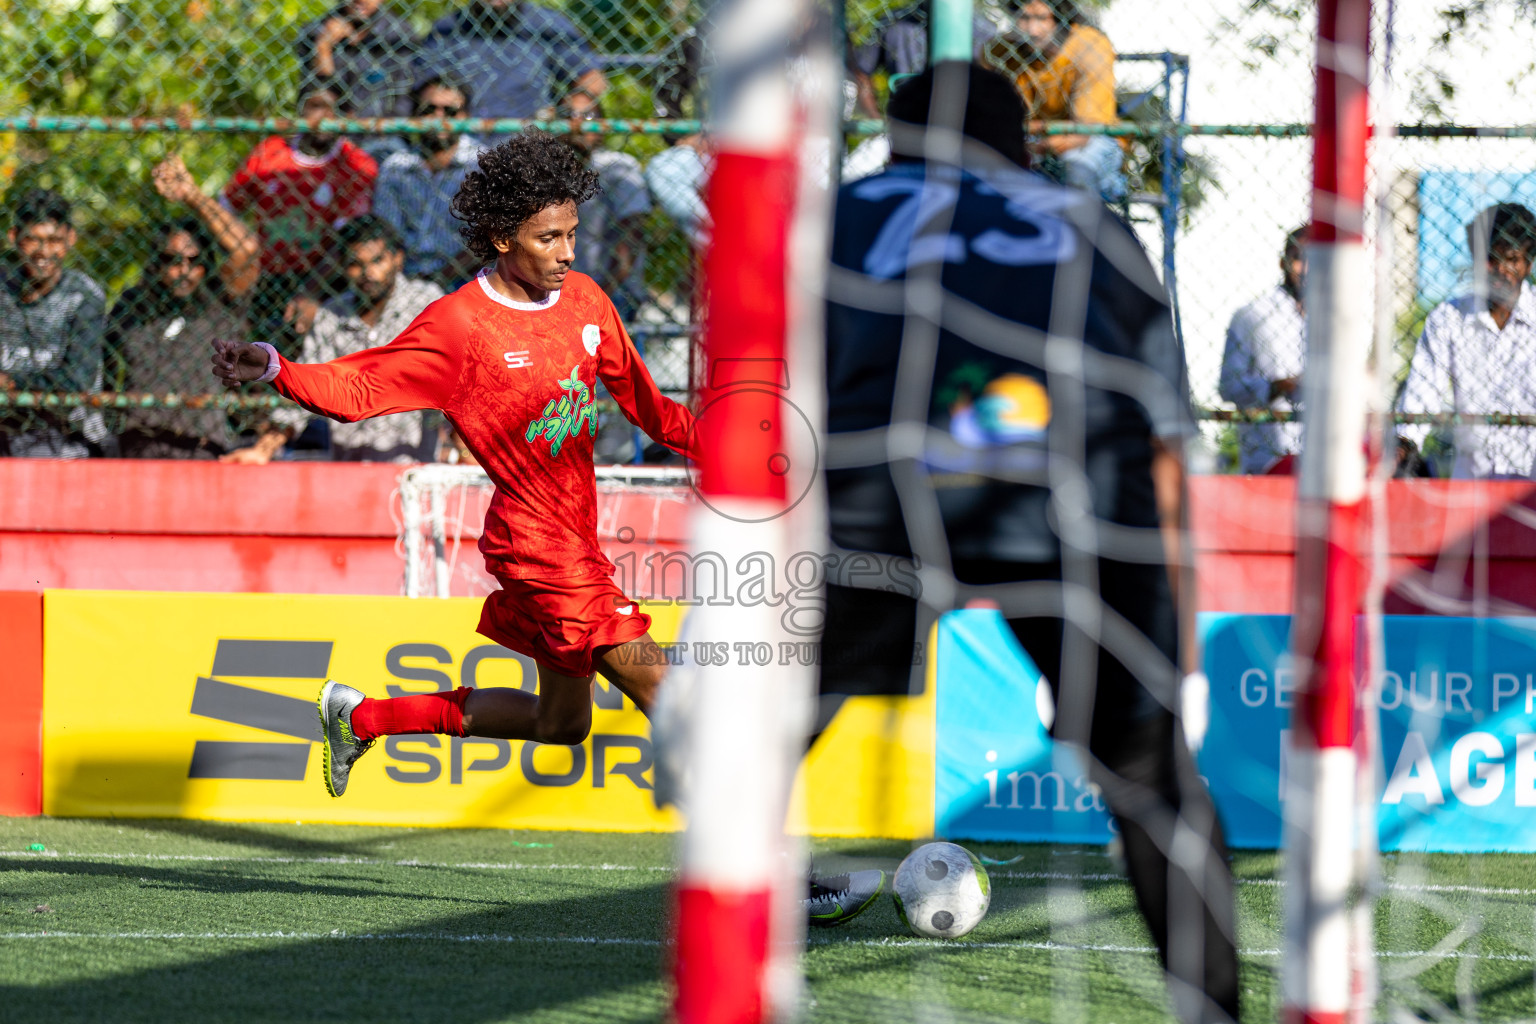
top-left (212, 131), bottom-right (693, 799)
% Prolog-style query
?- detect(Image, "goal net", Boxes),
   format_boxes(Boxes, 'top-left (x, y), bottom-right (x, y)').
top-left (677, 0), bottom-right (1536, 1021)
top-left (397, 463), bottom-right (693, 599)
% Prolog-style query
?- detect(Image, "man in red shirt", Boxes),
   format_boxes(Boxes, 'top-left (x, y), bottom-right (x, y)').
top-left (212, 132), bottom-right (693, 799)
top-left (221, 86), bottom-right (378, 351)
top-left (222, 88), bottom-right (378, 278)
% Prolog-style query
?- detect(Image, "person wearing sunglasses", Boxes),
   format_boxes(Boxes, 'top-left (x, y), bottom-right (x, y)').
top-left (374, 75), bottom-right (485, 291)
top-left (103, 155), bottom-right (262, 459)
top-left (555, 93), bottom-right (650, 327)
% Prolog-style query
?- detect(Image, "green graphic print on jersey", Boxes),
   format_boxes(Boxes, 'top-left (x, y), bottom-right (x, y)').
top-left (525, 365), bottom-right (599, 457)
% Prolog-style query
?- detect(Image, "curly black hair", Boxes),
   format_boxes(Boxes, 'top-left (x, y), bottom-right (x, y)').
top-left (451, 131), bottom-right (602, 262)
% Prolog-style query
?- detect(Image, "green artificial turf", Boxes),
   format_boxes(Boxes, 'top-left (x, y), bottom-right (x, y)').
top-left (1, 817), bottom-right (1532, 1022)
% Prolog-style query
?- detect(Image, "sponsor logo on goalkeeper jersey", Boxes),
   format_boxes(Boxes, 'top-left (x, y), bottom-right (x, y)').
top-left (525, 364), bottom-right (598, 457)
top-left (948, 373), bottom-right (1050, 448)
top-left (926, 370), bottom-right (1051, 477)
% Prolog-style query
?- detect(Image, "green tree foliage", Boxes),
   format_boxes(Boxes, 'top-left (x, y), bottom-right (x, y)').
top-left (1116, 89), bottom-right (1219, 227)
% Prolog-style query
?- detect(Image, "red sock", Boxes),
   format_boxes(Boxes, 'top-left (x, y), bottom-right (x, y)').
top-left (350, 687), bottom-right (472, 741)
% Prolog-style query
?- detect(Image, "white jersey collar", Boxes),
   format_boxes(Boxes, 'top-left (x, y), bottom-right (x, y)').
top-left (477, 268), bottom-right (561, 311)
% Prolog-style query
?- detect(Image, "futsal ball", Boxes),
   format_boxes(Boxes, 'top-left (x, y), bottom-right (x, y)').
top-left (892, 842), bottom-right (991, 939)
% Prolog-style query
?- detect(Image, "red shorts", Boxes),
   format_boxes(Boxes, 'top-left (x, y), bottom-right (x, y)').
top-left (476, 571), bottom-right (652, 678)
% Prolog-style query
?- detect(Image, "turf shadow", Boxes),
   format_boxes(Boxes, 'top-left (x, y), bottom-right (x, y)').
top-left (0, 882), bottom-right (671, 1023)
top-left (129, 817), bottom-right (420, 858)
top-left (1, 856), bottom-right (505, 906)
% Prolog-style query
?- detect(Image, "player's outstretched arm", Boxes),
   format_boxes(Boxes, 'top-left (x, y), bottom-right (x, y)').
top-left (211, 305), bottom-right (465, 424)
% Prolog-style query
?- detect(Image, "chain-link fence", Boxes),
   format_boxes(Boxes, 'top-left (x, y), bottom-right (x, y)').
top-left (1, 0), bottom-right (713, 461)
top-left (1078, 0), bottom-right (1536, 480)
top-left (1, 0), bottom-right (1531, 472)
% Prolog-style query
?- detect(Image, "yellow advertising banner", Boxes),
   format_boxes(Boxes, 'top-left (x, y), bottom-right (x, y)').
top-left (42, 591), bottom-right (933, 837)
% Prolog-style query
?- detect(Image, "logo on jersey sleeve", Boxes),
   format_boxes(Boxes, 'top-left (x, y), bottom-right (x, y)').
top-left (524, 364), bottom-right (599, 457)
top-left (582, 324), bottom-right (600, 356)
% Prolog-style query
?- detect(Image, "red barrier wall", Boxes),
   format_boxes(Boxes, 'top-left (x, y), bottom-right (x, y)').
top-left (0, 590), bottom-right (44, 815)
top-left (0, 460), bottom-right (687, 596)
top-left (4, 460), bottom-right (1535, 613)
top-left (1191, 476), bottom-right (1536, 614)
top-left (0, 461), bottom-right (403, 594)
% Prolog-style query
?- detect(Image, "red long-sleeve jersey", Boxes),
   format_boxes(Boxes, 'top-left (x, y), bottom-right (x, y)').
top-left (271, 270), bottom-right (695, 580)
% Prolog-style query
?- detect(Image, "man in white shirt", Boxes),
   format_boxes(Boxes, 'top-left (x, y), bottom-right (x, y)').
top-left (1218, 226), bottom-right (1306, 473)
top-left (1400, 203), bottom-right (1536, 479)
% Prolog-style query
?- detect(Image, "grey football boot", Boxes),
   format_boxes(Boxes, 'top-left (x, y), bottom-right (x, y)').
top-left (317, 681), bottom-right (372, 798)
top-left (804, 869), bottom-right (888, 928)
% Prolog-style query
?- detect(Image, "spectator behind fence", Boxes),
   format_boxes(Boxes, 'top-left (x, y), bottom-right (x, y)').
top-left (220, 87), bottom-right (378, 354)
top-left (987, 0), bottom-right (1126, 202)
top-left (374, 75), bottom-right (483, 289)
top-left (848, 4), bottom-right (996, 119)
top-left (561, 94), bottom-right (653, 463)
top-left (105, 157), bottom-right (264, 459)
top-left (645, 79), bottom-right (711, 338)
top-left (560, 95), bottom-right (650, 322)
top-left (224, 216), bottom-right (443, 465)
top-left (1218, 226), bottom-right (1307, 474)
top-left (849, 5), bottom-right (926, 119)
top-left (417, 0), bottom-right (607, 119)
top-left (0, 189), bottom-right (107, 459)
top-left (297, 0), bottom-right (418, 164)
top-left (647, 66), bottom-right (711, 253)
top-left (1400, 203), bottom-right (1536, 478)
top-left (645, 135), bottom-right (710, 251)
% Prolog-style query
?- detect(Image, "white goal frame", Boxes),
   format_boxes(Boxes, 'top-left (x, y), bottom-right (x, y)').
top-left (397, 463), bottom-right (694, 598)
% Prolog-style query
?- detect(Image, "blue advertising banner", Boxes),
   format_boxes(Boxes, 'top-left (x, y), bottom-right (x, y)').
top-left (934, 611), bottom-right (1112, 842)
top-left (934, 611), bottom-right (1536, 852)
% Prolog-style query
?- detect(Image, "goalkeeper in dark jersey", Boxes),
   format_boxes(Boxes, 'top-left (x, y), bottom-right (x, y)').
top-left (816, 62), bottom-right (1239, 1023)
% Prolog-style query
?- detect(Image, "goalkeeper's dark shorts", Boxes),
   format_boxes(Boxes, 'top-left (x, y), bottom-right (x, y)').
top-left (819, 557), bottom-right (1180, 749)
